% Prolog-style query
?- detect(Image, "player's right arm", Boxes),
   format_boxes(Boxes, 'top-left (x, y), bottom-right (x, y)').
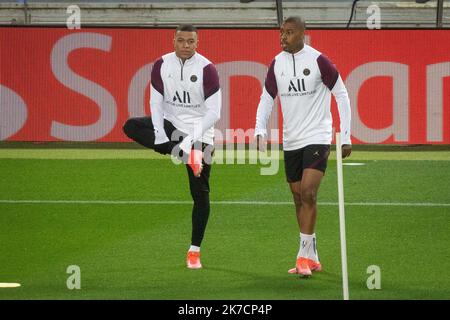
top-left (150, 58), bottom-right (173, 154)
top-left (150, 58), bottom-right (168, 144)
top-left (255, 59), bottom-right (277, 151)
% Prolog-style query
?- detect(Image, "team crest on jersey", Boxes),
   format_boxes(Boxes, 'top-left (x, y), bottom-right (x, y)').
top-left (190, 75), bottom-right (198, 82)
top-left (303, 68), bottom-right (310, 76)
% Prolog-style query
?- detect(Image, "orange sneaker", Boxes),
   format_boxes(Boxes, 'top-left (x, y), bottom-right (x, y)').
top-left (186, 251), bottom-right (202, 269)
top-left (188, 150), bottom-right (203, 177)
top-left (309, 259), bottom-right (322, 272)
top-left (288, 258), bottom-right (322, 275)
top-left (295, 257), bottom-right (312, 276)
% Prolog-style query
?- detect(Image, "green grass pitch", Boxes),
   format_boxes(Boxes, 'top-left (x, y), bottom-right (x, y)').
top-left (0, 144), bottom-right (449, 299)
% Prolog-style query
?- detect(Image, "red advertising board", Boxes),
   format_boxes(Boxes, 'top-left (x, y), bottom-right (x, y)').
top-left (1, 28), bottom-right (449, 144)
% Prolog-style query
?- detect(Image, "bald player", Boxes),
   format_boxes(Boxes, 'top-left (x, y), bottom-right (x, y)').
top-left (255, 16), bottom-right (352, 277)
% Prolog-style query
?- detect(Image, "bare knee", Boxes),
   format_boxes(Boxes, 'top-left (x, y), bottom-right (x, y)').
top-left (291, 190), bottom-right (302, 207)
top-left (301, 188), bottom-right (317, 206)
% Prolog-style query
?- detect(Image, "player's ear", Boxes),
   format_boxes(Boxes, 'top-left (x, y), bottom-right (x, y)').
top-left (299, 31), bottom-right (305, 44)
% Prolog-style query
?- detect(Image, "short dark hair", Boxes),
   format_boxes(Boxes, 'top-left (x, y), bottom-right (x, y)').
top-left (283, 16), bottom-right (306, 30)
top-left (176, 24), bottom-right (198, 33)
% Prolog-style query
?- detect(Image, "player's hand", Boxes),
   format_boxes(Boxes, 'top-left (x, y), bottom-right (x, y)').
top-left (179, 135), bottom-right (194, 156)
top-left (342, 144), bottom-right (352, 159)
top-left (188, 149), bottom-right (203, 178)
top-left (256, 135), bottom-right (267, 152)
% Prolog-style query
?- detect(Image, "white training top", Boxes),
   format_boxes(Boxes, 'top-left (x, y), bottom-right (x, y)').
top-left (150, 52), bottom-right (221, 150)
top-left (255, 44), bottom-right (351, 150)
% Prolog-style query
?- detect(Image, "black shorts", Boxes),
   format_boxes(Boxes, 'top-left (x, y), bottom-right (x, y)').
top-left (284, 144), bottom-right (331, 183)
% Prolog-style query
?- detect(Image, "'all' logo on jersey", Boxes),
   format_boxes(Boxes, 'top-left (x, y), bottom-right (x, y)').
top-left (288, 78), bottom-right (306, 92)
top-left (173, 91), bottom-right (191, 103)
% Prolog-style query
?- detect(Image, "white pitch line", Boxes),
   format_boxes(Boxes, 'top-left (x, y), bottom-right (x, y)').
top-left (0, 283), bottom-right (21, 288)
top-left (0, 199), bottom-right (449, 207)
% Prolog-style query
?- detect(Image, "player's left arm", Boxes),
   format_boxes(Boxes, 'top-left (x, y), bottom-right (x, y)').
top-left (318, 54), bottom-right (352, 158)
top-left (331, 76), bottom-right (352, 158)
top-left (179, 63), bottom-right (221, 155)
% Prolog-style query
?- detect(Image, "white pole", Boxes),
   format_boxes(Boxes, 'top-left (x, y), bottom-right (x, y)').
top-left (336, 132), bottom-right (349, 300)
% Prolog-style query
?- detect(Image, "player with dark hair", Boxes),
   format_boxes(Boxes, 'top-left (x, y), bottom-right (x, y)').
top-left (255, 16), bottom-right (352, 277)
top-left (123, 24), bottom-right (221, 269)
